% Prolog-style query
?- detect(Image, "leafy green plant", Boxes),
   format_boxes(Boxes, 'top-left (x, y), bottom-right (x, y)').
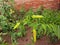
top-left (23, 8), bottom-right (60, 43)
top-left (0, 0), bottom-right (60, 44)
top-left (0, 0), bottom-right (27, 45)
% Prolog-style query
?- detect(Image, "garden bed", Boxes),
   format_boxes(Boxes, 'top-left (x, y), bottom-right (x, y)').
top-left (2, 31), bottom-right (60, 45)
top-left (0, 0), bottom-right (60, 45)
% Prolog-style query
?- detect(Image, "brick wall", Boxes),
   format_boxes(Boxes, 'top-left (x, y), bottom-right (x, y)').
top-left (14, 0), bottom-right (60, 10)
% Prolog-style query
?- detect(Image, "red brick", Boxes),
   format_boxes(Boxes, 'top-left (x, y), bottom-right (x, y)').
top-left (14, 0), bottom-right (59, 10)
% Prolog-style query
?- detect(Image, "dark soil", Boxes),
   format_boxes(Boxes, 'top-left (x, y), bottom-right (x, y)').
top-left (2, 27), bottom-right (60, 45)
top-left (17, 27), bottom-right (32, 45)
top-left (2, 34), bottom-right (12, 45)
